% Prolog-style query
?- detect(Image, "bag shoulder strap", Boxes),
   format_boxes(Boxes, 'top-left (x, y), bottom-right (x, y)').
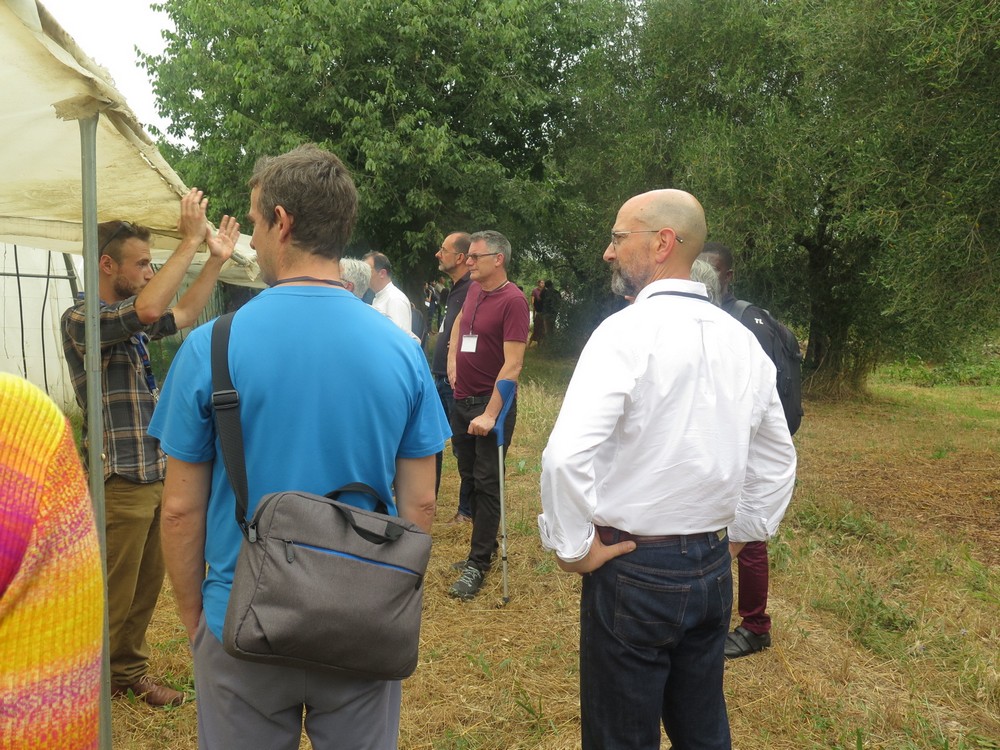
top-left (730, 299), bottom-right (753, 321)
top-left (210, 313), bottom-right (253, 538)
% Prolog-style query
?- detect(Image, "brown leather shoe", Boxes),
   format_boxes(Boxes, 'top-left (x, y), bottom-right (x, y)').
top-left (446, 512), bottom-right (472, 526)
top-left (112, 676), bottom-right (186, 707)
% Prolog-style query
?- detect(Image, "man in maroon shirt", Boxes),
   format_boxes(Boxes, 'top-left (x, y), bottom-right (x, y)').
top-left (446, 230), bottom-right (530, 600)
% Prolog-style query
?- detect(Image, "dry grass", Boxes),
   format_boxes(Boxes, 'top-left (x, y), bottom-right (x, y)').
top-left (111, 355), bottom-right (1000, 749)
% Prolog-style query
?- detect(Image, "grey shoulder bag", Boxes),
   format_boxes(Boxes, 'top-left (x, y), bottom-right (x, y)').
top-left (210, 312), bottom-right (431, 680)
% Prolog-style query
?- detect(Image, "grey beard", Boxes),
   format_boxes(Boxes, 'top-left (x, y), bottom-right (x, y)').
top-left (610, 267), bottom-right (637, 298)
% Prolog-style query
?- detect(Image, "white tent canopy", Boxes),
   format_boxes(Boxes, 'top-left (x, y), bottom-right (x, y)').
top-left (0, 0), bottom-right (260, 282)
top-left (2, 4), bottom-right (264, 745)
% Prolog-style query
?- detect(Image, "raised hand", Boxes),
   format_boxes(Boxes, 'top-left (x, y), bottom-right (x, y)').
top-left (177, 188), bottom-right (209, 244)
top-left (207, 215), bottom-right (240, 262)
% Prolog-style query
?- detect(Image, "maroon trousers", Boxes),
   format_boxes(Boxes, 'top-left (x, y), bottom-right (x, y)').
top-left (736, 540), bottom-right (771, 635)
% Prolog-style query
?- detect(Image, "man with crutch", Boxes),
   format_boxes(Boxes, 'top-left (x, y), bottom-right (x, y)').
top-left (445, 230), bottom-right (529, 600)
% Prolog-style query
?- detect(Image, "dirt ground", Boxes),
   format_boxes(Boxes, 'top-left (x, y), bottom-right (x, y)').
top-left (112, 378), bottom-right (1000, 749)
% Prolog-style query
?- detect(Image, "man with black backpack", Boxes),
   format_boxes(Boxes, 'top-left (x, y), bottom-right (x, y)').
top-left (699, 242), bottom-right (802, 660)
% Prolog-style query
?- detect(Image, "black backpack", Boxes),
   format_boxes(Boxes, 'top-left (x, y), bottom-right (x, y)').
top-left (730, 300), bottom-right (803, 436)
top-left (410, 303), bottom-right (428, 346)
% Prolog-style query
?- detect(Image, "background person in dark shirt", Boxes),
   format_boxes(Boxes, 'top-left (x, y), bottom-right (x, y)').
top-left (432, 232), bottom-right (474, 523)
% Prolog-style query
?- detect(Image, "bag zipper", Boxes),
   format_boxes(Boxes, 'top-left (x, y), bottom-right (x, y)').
top-left (283, 540), bottom-right (420, 576)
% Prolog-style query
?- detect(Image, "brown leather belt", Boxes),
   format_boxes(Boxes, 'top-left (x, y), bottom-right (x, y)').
top-left (596, 525), bottom-right (727, 546)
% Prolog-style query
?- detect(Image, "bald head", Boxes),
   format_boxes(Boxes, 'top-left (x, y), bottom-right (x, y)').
top-left (605, 189), bottom-right (708, 295)
top-left (622, 189), bottom-right (707, 262)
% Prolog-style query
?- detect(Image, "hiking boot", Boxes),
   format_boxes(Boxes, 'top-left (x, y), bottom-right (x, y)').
top-left (448, 565), bottom-right (485, 601)
top-left (446, 512), bottom-right (472, 526)
top-left (112, 676), bottom-right (186, 707)
top-left (451, 549), bottom-right (498, 571)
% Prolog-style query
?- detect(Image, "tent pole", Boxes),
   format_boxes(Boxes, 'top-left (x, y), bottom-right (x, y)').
top-left (80, 113), bottom-right (113, 750)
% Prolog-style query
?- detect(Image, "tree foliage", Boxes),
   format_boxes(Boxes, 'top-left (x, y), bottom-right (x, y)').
top-left (144, 0), bottom-right (613, 292)
top-left (146, 0), bottom-right (999, 390)
top-left (552, 0), bottom-right (999, 392)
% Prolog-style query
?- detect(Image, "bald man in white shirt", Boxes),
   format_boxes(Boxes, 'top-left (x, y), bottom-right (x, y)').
top-left (538, 189), bottom-right (796, 750)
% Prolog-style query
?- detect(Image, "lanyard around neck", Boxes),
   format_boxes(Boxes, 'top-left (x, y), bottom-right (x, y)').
top-left (271, 276), bottom-right (346, 289)
top-left (468, 281), bottom-right (510, 334)
top-left (130, 332), bottom-right (159, 399)
top-left (649, 291), bottom-right (710, 302)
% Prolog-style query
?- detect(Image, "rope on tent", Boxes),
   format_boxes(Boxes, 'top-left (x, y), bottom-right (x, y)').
top-left (41, 250), bottom-right (53, 394)
top-left (13, 245), bottom-right (28, 379)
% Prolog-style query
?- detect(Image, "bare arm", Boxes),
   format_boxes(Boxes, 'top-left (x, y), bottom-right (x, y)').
top-left (171, 214), bottom-right (240, 329)
top-left (394, 455), bottom-right (436, 533)
top-left (133, 189), bottom-right (209, 325)
top-left (161, 456), bottom-right (210, 641)
top-left (467, 340), bottom-right (526, 436)
top-left (447, 310), bottom-right (463, 390)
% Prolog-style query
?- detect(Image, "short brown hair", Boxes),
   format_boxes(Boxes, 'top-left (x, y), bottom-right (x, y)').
top-left (97, 220), bottom-right (151, 263)
top-left (249, 144), bottom-right (357, 260)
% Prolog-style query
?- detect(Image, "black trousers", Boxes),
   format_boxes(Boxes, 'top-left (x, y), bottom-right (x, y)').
top-left (449, 396), bottom-right (517, 571)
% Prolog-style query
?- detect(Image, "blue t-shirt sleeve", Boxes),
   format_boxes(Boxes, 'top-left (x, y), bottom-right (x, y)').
top-left (148, 325), bottom-right (217, 463)
top-left (396, 353), bottom-right (451, 459)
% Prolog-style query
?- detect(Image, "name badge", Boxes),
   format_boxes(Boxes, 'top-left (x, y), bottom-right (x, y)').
top-left (461, 334), bottom-right (479, 353)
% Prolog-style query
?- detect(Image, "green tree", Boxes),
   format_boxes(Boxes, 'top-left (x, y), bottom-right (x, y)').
top-left (557, 0), bottom-right (999, 392)
top-left (144, 0), bottom-right (614, 293)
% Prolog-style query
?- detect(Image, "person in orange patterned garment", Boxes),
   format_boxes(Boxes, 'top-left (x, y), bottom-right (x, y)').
top-left (0, 373), bottom-right (103, 749)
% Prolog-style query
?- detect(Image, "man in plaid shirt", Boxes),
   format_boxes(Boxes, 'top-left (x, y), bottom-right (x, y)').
top-left (61, 189), bottom-right (238, 707)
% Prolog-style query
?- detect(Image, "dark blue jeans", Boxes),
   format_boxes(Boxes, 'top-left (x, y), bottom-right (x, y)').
top-left (434, 376), bottom-right (473, 518)
top-left (580, 531), bottom-right (733, 750)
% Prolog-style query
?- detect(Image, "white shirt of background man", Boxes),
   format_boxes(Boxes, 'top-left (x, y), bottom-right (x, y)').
top-left (538, 278), bottom-right (797, 563)
top-left (373, 280), bottom-right (414, 336)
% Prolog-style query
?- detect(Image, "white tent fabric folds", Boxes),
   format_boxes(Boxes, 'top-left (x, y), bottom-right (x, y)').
top-left (1, 6), bottom-right (263, 745)
top-left (0, 0), bottom-right (260, 284)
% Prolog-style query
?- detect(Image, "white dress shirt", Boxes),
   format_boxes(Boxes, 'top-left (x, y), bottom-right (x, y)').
top-left (538, 278), bottom-right (796, 562)
top-left (373, 281), bottom-right (416, 338)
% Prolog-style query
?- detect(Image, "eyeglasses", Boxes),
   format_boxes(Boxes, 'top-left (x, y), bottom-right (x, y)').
top-left (610, 229), bottom-right (684, 248)
top-left (99, 221), bottom-right (136, 256)
top-left (467, 252), bottom-right (500, 262)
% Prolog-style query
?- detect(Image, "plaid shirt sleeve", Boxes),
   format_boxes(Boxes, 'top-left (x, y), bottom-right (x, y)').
top-left (61, 299), bottom-right (179, 483)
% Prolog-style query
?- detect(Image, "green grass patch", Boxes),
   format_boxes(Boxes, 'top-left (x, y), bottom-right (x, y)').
top-left (792, 497), bottom-right (894, 546)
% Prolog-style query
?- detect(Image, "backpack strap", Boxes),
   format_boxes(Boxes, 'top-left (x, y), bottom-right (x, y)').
top-left (210, 312), bottom-right (254, 540)
top-left (729, 299), bottom-right (752, 322)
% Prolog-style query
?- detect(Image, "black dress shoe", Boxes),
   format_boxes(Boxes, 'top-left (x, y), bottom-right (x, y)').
top-left (724, 626), bottom-right (771, 659)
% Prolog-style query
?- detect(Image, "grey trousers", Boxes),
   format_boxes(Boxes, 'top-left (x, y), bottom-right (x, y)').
top-left (192, 615), bottom-right (401, 750)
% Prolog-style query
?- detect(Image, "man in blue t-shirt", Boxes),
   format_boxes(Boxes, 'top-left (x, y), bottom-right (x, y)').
top-left (148, 144), bottom-right (450, 750)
